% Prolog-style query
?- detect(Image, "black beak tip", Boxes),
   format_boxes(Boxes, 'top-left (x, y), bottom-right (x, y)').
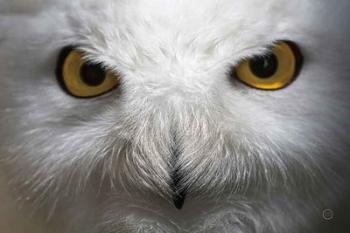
top-left (173, 195), bottom-right (185, 209)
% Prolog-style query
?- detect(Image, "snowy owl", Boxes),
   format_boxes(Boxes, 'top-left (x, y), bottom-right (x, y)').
top-left (0, 0), bottom-right (350, 233)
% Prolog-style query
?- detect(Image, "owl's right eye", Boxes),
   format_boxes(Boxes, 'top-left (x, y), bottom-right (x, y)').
top-left (56, 47), bottom-right (119, 98)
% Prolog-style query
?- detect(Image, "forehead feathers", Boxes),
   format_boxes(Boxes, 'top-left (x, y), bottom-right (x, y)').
top-left (68, 0), bottom-right (293, 73)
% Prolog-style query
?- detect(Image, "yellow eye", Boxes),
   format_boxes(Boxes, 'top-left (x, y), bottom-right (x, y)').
top-left (56, 47), bottom-right (119, 98)
top-left (235, 41), bottom-right (303, 90)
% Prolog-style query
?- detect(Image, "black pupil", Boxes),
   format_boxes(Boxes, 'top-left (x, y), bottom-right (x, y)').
top-left (80, 63), bottom-right (106, 86)
top-left (249, 53), bottom-right (278, 78)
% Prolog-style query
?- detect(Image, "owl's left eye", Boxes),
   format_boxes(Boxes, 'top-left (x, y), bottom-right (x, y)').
top-left (234, 41), bottom-right (303, 90)
top-left (56, 47), bottom-right (119, 98)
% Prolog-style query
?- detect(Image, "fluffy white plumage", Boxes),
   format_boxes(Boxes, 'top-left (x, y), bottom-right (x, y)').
top-left (0, 0), bottom-right (350, 232)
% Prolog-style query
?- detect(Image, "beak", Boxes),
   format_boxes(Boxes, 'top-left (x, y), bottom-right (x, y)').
top-left (171, 167), bottom-right (186, 209)
top-left (170, 135), bottom-right (186, 209)
top-left (173, 187), bottom-right (186, 209)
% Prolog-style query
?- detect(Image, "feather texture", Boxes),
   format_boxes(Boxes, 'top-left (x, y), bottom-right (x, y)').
top-left (0, 0), bottom-right (350, 232)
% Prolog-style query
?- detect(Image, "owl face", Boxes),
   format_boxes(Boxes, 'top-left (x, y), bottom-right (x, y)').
top-left (1, 0), bottom-right (350, 232)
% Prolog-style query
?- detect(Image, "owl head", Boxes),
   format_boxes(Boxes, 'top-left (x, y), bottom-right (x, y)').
top-left (1, 0), bottom-right (350, 232)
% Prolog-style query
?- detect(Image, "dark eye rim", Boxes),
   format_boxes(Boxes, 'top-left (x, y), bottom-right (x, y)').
top-left (55, 46), bottom-right (119, 99)
top-left (285, 40), bottom-right (304, 81)
top-left (56, 46), bottom-right (76, 97)
top-left (232, 40), bottom-right (304, 91)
